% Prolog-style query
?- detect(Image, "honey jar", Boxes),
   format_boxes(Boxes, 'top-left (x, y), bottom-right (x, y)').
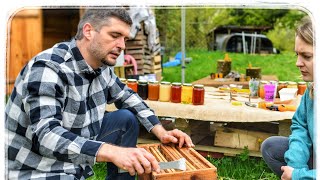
top-left (298, 82), bottom-right (307, 95)
top-left (138, 80), bottom-right (148, 100)
top-left (181, 83), bottom-right (193, 104)
top-left (258, 80), bottom-right (268, 99)
top-left (119, 78), bottom-right (127, 84)
top-left (287, 81), bottom-right (297, 89)
top-left (171, 82), bottom-right (182, 103)
top-left (276, 81), bottom-right (287, 98)
top-left (148, 81), bottom-right (159, 101)
top-left (159, 81), bottom-right (171, 102)
top-left (192, 84), bottom-right (205, 105)
top-left (127, 79), bottom-right (138, 92)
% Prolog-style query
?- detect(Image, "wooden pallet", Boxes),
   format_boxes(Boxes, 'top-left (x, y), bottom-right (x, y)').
top-left (137, 143), bottom-right (217, 180)
top-left (125, 22), bottom-right (162, 75)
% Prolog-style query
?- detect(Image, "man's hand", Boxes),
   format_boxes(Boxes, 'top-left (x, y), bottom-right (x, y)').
top-left (151, 124), bottom-right (194, 148)
top-left (96, 144), bottom-right (160, 176)
top-left (281, 165), bottom-right (294, 180)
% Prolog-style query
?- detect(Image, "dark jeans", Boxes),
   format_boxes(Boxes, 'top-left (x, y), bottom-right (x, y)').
top-left (96, 109), bottom-right (139, 180)
top-left (261, 136), bottom-right (313, 177)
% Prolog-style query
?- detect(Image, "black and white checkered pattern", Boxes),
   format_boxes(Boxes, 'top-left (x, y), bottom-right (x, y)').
top-left (5, 38), bottom-right (160, 179)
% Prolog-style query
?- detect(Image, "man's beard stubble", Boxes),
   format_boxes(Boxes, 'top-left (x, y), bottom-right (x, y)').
top-left (89, 41), bottom-right (117, 67)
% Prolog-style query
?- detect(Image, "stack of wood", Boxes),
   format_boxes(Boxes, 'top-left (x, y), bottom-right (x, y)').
top-left (125, 23), bottom-right (162, 76)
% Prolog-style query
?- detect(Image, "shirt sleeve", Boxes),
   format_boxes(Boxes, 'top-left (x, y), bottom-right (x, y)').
top-left (23, 60), bottom-right (103, 165)
top-left (105, 68), bottom-right (160, 132)
top-left (292, 168), bottom-right (316, 180)
top-left (284, 88), bottom-right (314, 179)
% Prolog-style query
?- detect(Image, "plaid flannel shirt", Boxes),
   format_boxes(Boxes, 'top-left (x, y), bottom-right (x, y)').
top-left (5, 38), bottom-right (160, 179)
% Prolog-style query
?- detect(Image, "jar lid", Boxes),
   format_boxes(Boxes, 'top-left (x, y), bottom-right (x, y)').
top-left (260, 80), bottom-right (268, 84)
top-left (298, 81), bottom-right (307, 85)
top-left (138, 80), bottom-right (148, 84)
top-left (148, 80), bottom-right (159, 84)
top-left (194, 84), bottom-right (204, 88)
top-left (161, 81), bottom-right (171, 85)
top-left (172, 82), bottom-right (182, 86)
top-left (127, 79), bottom-right (137, 82)
top-left (183, 83), bottom-right (193, 86)
top-left (278, 81), bottom-right (287, 84)
top-left (119, 78), bottom-right (127, 82)
top-left (288, 81), bottom-right (297, 85)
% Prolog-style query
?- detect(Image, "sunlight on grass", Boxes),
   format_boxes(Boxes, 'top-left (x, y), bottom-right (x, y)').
top-left (162, 49), bottom-right (301, 83)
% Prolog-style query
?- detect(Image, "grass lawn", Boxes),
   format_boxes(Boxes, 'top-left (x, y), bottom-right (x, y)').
top-left (162, 49), bottom-right (301, 83)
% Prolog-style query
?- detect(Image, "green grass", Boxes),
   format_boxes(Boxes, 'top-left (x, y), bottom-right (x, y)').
top-left (88, 163), bottom-right (107, 180)
top-left (162, 49), bottom-right (301, 83)
top-left (207, 147), bottom-right (278, 180)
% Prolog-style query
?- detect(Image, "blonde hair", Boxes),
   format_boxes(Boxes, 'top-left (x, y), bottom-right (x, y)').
top-left (296, 16), bottom-right (314, 98)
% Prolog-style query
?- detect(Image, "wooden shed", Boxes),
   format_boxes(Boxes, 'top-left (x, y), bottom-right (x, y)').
top-left (6, 8), bottom-right (81, 95)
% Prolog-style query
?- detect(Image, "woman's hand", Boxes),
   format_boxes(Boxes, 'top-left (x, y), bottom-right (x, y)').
top-left (281, 165), bottom-right (293, 180)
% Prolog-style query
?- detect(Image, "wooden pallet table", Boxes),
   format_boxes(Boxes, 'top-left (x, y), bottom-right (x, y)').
top-left (106, 86), bottom-right (297, 156)
top-left (192, 75), bottom-right (278, 88)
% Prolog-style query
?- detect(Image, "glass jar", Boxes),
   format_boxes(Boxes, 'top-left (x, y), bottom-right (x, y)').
top-left (181, 83), bottom-right (193, 104)
top-left (138, 80), bottom-right (148, 100)
top-left (119, 78), bottom-right (127, 84)
top-left (192, 84), bottom-right (205, 105)
top-left (276, 81), bottom-right (287, 98)
top-left (298, 82), bottom-right (307, 95)
top-left (148, 81), bottom-right (159, 101)
top-left (171, 82), bottom-right (182, 103)
top-left (127, 79), bottom-right (138, 92)
top-left (287, 81), bottom-right (297, 89)
top-left (159, 81), bottom-right (171, 102)
top-left (258, 80), bottom-right (268, 99)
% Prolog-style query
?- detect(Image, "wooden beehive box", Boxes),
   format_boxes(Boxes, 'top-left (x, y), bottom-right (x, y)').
top-left (137, 143), bottom-right (217, 180)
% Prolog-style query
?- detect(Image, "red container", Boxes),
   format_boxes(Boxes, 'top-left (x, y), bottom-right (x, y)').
top-left (192, 84), bottom-right (205, 105)
top-left (171, 82), bottom-right (182, 103)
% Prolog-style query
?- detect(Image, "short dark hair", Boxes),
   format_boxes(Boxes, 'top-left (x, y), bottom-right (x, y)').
top-left (75, 8), bottom-right (132, 40)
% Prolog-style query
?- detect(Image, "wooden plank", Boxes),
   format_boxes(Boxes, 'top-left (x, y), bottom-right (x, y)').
top-left (7, 9), bottom-right (43, 95)
top-left (153, 55), bottom-right (162, 63)
top-left (126, 40), bottom-right (147, 46)
top-left (153, 169), bottom-right (217, 180)
top-left (11, 9), bottom-right (41, 17)
top-left (137, 138), bottom-right (262, 157)
top-left (192, 75), bottom-right (278, 88)
top-left (214, 127), bottom-right (274, 151)
top-left (278, 119), bottom-right (291, 136)
top-left (131, 54), bottom-right (144, 60)
top-left (125, 45), bottom-right (148, 50)
top-left (152, 64), bottom-right (162, 71)
top-left (126, 49), bottom-right (145, 55)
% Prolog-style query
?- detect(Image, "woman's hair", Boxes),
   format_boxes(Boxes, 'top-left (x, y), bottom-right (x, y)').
top-left (296, 16), bottom-right (315, 98)
top-left (75, 8), bottom-right (132, 40)
top-left (296, 16), bottom-right (314, 46)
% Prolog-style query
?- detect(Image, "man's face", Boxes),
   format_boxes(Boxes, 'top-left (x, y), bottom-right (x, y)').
top-left (295, 36), bottom-right (314, 82)
top-left (88, 17), bottom-right (130, 66)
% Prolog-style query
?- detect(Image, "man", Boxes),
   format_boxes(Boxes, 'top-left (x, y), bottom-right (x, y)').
top-left (6, 8), bottom-right (194, 180)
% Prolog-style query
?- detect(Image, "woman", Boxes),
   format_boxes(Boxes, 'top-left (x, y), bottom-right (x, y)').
top-left (261, 16), bottom-right (315, 179)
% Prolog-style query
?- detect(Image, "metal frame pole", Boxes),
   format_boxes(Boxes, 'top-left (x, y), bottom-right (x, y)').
top-left (181, 7), bottom-right (186, 83)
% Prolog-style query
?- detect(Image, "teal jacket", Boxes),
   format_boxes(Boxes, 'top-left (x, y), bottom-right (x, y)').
top-left (284, 87), bottom-right (316, 179)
